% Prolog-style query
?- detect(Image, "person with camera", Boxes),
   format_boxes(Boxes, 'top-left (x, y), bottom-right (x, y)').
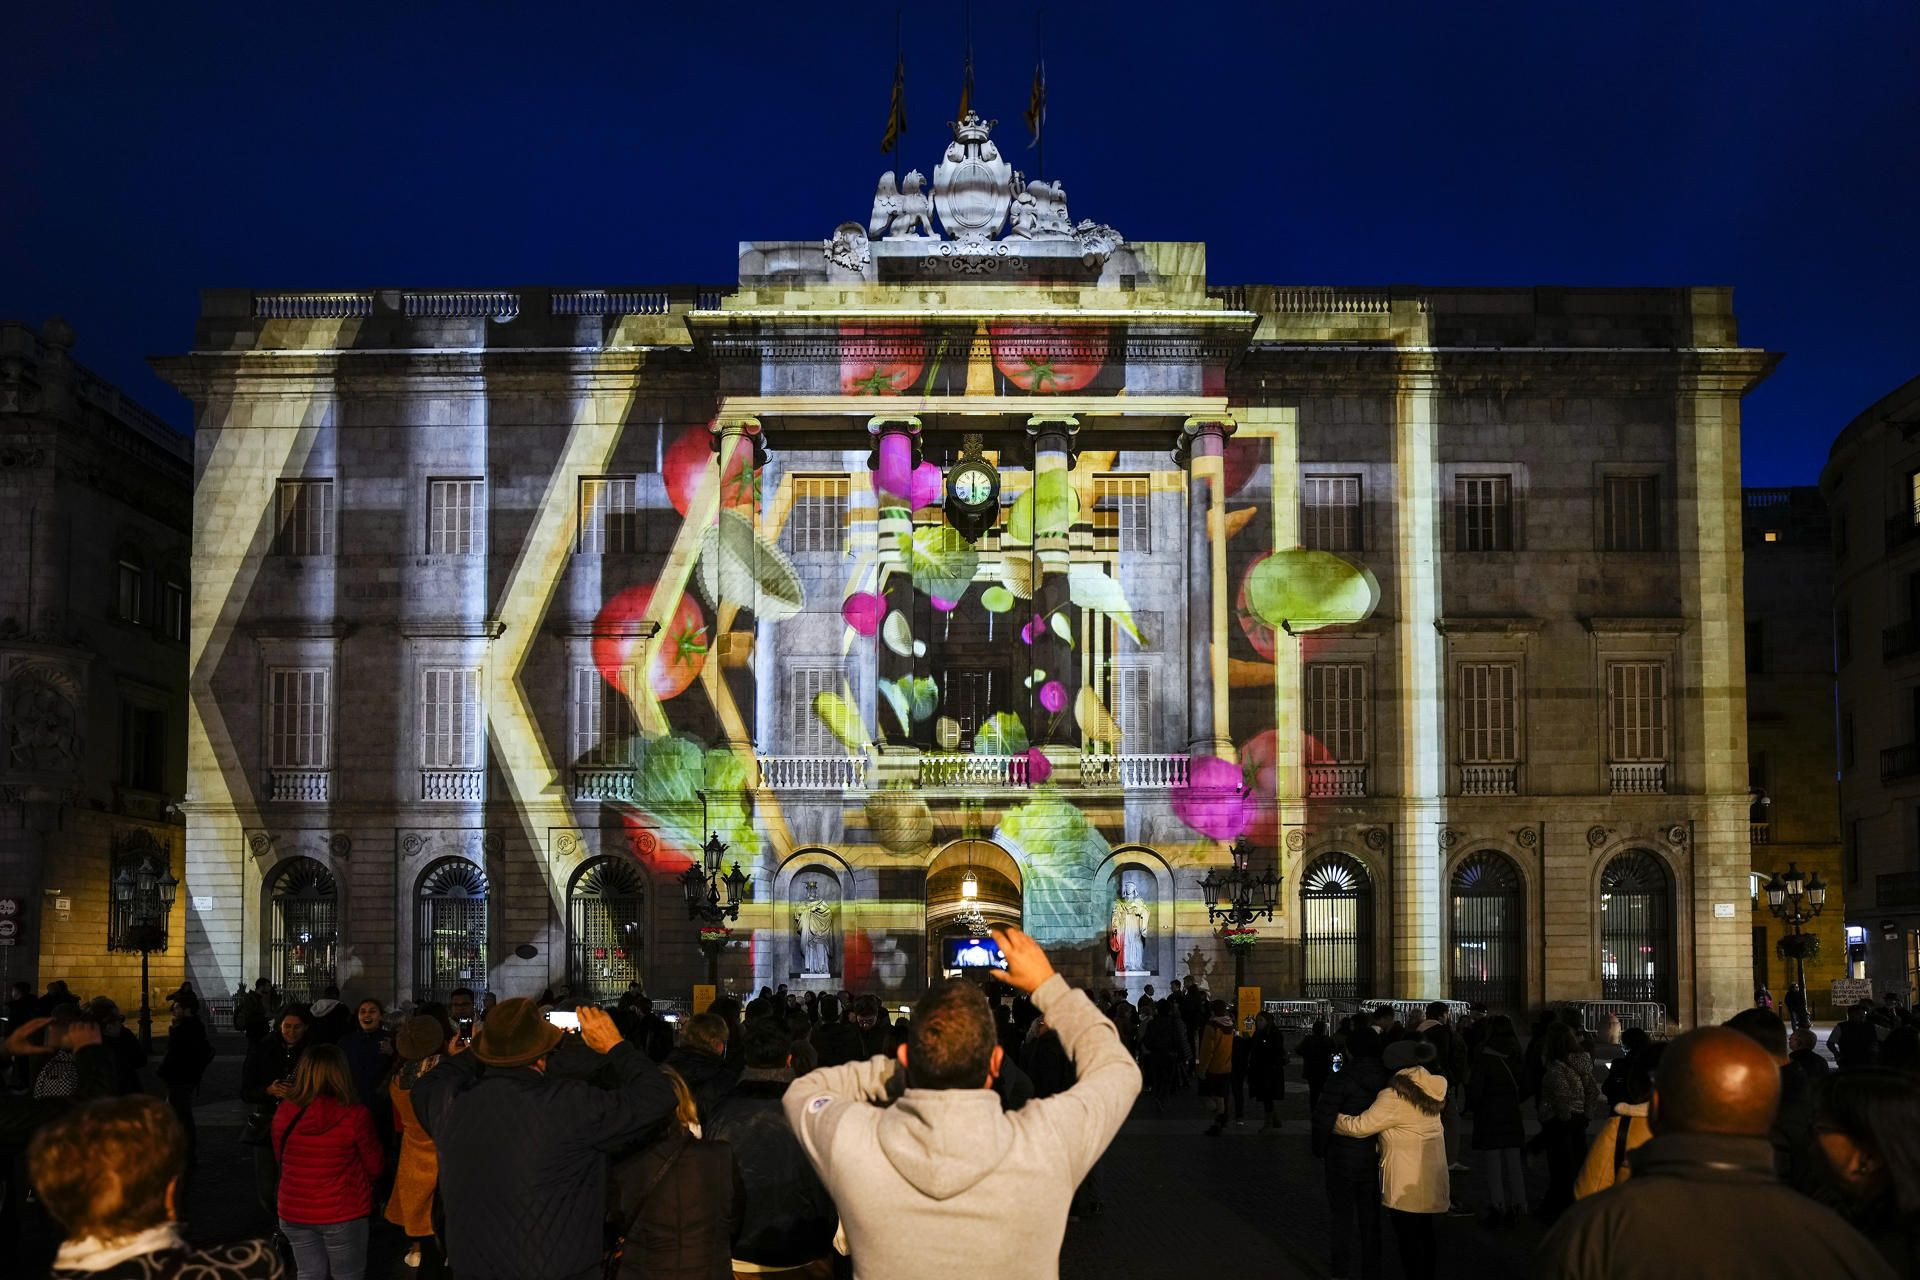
top-left (782, 925), bottom-right (1140, 1280)
top-left (412, 999), bottom-right (677, 1280)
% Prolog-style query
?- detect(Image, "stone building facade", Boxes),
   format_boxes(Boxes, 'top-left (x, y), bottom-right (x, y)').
top-left (0, 318), bottom-right (192, 1012)
top-left (1823, 373), bottom-right (1920, 1002)
top-left (160, 118), bottom-right (1772, 1027)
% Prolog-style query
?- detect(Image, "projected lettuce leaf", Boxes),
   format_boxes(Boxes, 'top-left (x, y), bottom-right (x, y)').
top-left (973, 711), bottom-right (1029, 755)
top-left (907, 525), bottom-right (980, 600)
top-left (1003, 484), bottom-right (1080, 546)
top-left (631, 735), bottom-right (757, 851)
top-left (1068, 567), bottom-right (1143, 643)
top-left (1243, 549), bottom-right (1381, 632)
top-left (811, 690), bottom-right (871, 752)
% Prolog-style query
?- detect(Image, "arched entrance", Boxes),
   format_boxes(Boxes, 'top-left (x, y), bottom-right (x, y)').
top-left (268, 857), bottom-right (337, 1003)
top-left (926, 840), bottom-right (1023, 984)
top-left (1301, 852), bottom-right (1373, 1000)
top-left (567, 857), bottom-right (646, 1002)
top-left (415, 858), bottom-right (489, 1003)
top-left (1599, 849), bottom-right (1675, 1012)
top-left (1450, 851), bottom-right (1524, 1012)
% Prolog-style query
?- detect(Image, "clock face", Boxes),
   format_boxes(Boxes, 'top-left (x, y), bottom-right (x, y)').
top-left (951, 466), bottom-right (995, 507)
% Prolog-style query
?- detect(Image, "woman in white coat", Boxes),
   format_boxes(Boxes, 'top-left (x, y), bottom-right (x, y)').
top-left (1333, 1039), bottom-right (1449, 1280)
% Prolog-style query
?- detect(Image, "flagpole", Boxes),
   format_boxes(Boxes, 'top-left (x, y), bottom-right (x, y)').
top-left (893, 8), bottom-right (903, 176)
top-left (1036, 7), bottom-right (1045, 178)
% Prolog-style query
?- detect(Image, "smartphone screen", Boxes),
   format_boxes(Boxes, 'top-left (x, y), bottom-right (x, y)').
top-left (544, 1010), bottom-right (580, 1031)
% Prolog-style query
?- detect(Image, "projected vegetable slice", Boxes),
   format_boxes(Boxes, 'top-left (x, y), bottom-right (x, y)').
top-left (592, 584), bottom-right (709, 701)
top-left (697, 509), bottom-right (804, 622)
top-left (1067, 566), bottom-right (1143, 643)
top-left (1173, 753), bottom-right (1252, 840)
top-left (1242, 548), bottom-right (1381, 632)
top-left (841, 324), bottom-right (927, 396)
top-left (973, 711), bottom-right (1029, 755)
top-left (907, 524), bottom-right (980, 600)
top-left (989, 324), bottom-right (1109, 394)
top-left (664, 423), bottom-right (758, 517)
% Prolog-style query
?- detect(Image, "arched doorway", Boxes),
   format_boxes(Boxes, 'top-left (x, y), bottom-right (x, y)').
top-left (567, 857), bottom-right (646, 1002)
top-left (1600, 849), bottom-right (1675, 1012)
top-left (1450, 851), bottom-right (1523, 1012)
top-left (268, 857), bottom-right (337, 1003)
top-left (416, 858), bottom-right (489, 1003)
top-left (1302, 853), bottom-right (1373, 1000)
top-left (926, 840), bottom-right (1022, 984)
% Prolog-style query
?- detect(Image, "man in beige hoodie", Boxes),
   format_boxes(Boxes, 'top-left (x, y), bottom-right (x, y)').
top-left (783, 925), bottom-right (1140, 1280)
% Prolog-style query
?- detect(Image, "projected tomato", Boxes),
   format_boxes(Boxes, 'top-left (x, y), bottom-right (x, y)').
top-left (841, 325), bottom-right (927, 396)
top-left (592, 584), bottom-right (708, 701)
top-left (664, 424), bottom-right (758, 516)
top-left (1240, 729), bottom-right (1280, 842)
top-left (990, 324), bottom-right (1108, 393)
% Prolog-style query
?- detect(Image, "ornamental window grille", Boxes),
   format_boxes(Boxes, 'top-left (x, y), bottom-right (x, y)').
top-left (1108, 664), bottom-right (1153, 750)
top-left (416, 859), bottom-right (489, 1004)
top-left (106, 835), bottom-right (172, 954)
top-left (428, 478), bottom-right (485, 555)
top-left (274, 480), bottom-right (335, 556)
top-left (1599, 849), bottom-right (1674, 1011)
top-left (1602, 475), bottom-right (1659, 552)
top-left (1606, 662), bottom-right (1668, 763)
top-left (1305, 663), bottom-right (1368, 764)
top-left (1450, 852), bottom-right (1523, 1012)
top-left (567, 858), bottom-right (646, 1002)
top-left (1457, 663), bottom-right (1519, 763)
top-left (269, 857), bottom-right (338, 1003)
top-left (420, 668), bottom-right (481, 769)
top-left (1301, 854), bottom-right (1373, 1001)
top-left (1093, 475), bottom-right (1151, 553)
top-left (116, 557), bottom-right (145, 623)
top-left (1302, 476), bottom-right (1362, 552)
top-left (786, 667), bottom-right (847, 755)
top-left (941, 667), bottom-right (1000, 748)
top-left (787, 475), bottom-right (851, 553)
top-left (572, 666), bottom-right (638, 766)
top-left (578, 476), bottom-right (640, 554)
top-left (269, 668), bottom-right (330, 769)
top-left (1455, 475), bottom-right (1512, 551)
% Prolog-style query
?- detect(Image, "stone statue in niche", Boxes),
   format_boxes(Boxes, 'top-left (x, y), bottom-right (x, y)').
top-left (8, 673), bottom-right (77, 771)
top-left (1109, 874), bottom-right (1151, 974)
top-left (869, 171), bottom-right (935, 240)
top-left (794, 878), bottom-right (835, 976)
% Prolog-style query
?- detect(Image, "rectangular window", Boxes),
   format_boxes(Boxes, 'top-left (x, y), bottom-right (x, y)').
top-left (787, 475), bottom-right (851, 554)
top-left (268, 668), bottom-right (330, 769)
top-left (427, 478), bottom-right (485, 555)
top-left (1747, 620), bottom-right (1766, 675)
top-left (116, 559), bottom-right (144, 623)
top-left (577, 476), bottom-right (640, 554)
top-left (1602, 475), bottom-right (1659, 552)
top-left (571, 666), bottom-right (638, 765)
top-left (121, 705), bottom-right (164, 792)
top-left (1108, 665), bottom-right (1153, 748)
top-left (941, 667), bottom-right (1002, 749)
top-left (1093, 475), bottom-right (1151, 553)
top-left (274, 480), bottom-right (335, 556)
top-left (161, 582), bottom-right (186, 642)
top-left (785, 667), bottom-right (846, 755)
top-left (1457, 663), bottom-right (1519, 763)
top-left (420, 668), bottom-right (481, 769)
top-left (1606, 661), bottom-right (1669, 762)
top-left (1303, 476), bottom-right (1363, 552)
top-left (1305, 663), bottom-right (1368, 764)
top-left (1841, 710), bottom-right (1856, 771)
top-left (1455, 475), bottom-right (1513, 552)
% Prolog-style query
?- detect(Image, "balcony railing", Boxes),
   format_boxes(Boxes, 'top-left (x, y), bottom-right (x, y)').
top-left (919, 754), bottom-right (1034, 787)
top-left (1305, 765), bottom-right (1368, 798)
top-left (760, 756), bottom-right (868, 790)
top-left (421, 770), bottom-right (484, 802)
top-left (1609, 762), bottom-right (1668, 795)
top-left (572, 767), bottom-right (636, 802)
top-left (1882, 744), bottom-right (1920, 784)
top-left (1458, 764), bottom-right (1520, 796)
top-left (1886, 621), bottom-right (1920, 661)
top-left (267, 769), bottom-right (330, 803)
top-left (1750, 821), bottom-right (1770, 845)
top-left (1080, 754), bottom-right (1192, 787)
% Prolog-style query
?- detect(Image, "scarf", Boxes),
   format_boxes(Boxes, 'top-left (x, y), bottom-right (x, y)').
top-left (54, 1223), bottom-right (185, 1272)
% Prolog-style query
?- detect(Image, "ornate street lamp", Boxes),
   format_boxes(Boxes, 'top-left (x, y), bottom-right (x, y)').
top-left (1198, 838), bottom-right (1281, 990)
top-left (1764, 859), bottom-right (1827, 1004)
top-left (681, 831), bottom-right (749, 986)
top-left (112, 857), bottom-right (179, 1050)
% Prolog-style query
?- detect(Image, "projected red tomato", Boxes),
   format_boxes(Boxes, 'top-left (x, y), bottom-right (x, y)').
top-left (664, 424), bottom-right (759, 516)
top-left (593, 584), bottom-right (709, 701)
top-left (613, 809), bottom-right (695, 877)
top-left (842, 930), bottom-right (874, 988)
top-left (990, 324), bottom-right (1108, 393)
top-left (1235, 554), bottom-right (1277, 660)
top-left (841, 325), bottom-right (926, 396)
top-left (1241, 729), bottom-right (1280, 842)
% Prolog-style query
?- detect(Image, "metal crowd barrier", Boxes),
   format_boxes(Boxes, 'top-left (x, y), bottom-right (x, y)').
top-left (1260, 1000), bottom-right (1332, 1031)
top-left (1329, 997), bottom-right (1473, 1025)
top-left (1554, 1000), bottom-right (1668, 1038)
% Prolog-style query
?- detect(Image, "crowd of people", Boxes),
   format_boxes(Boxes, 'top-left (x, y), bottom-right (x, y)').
top-left (2, 963), bottom-right (1918, 1279)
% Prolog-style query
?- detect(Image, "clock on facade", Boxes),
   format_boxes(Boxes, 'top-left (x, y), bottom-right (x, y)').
top-left (944, 434), bottom-right (1000, 540)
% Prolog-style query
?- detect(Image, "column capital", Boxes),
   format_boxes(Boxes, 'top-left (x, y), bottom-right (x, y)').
top-left (1174, 415), bottom-right (1237, 468)
top-left (865, 415), bottom-right (922, 437)
top-left (1026, 414), bottom-right (1080, 467)
top-left (710, 416), bottom-right (767, 466)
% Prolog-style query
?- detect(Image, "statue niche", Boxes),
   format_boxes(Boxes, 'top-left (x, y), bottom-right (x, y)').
top-left (1108, 868), bottom-right (1155, 975)
top-left (792, 876), bottom-right (838, 978)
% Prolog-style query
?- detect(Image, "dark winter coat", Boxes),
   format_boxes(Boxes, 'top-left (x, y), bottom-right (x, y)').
top-left (1020, 1029), bottom-right (1077, 1098)
top-left (702, 1073), bottom-right (836, 1268)
top-left (272, 1095), bottom-right (384, 1224)
top-left (609, 1126), bottom-right (743, 1280)
top-left (0, 1042), bottom-right (113, 1148)
top-left (1538, 1132), bottom-right (1896, 1280)
top-left (1297, 1032), bottom-right (1335, 1086)
top-left (1831, 1019), bottom-right (1878, 1069)
top-left (1311, 1056), bottom-right (1390, 1180)
top-left (159, 1014), bottom-right (216, 1093)
top-left (413, 1041), bottom-right (678, 1280)
top-left (1464, 1046), bottom-right (1526, 1149)
top-left (664, 1045), bottom-right (738, 1126)
top-left (807, 1020), bottom-right (864, 1069)
top-left (105, 1027), bottom-right (147, 1095)
top-left (339, 1026), bottom-right (394, 1113)
top-left (1247, 1028), bottom-right (1288, 1102)
top-left (240, 1033), bottom-right (305, 1137)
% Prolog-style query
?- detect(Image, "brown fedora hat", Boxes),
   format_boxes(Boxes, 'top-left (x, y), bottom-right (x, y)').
top-left (470, 997), bottom-right (563, 1068)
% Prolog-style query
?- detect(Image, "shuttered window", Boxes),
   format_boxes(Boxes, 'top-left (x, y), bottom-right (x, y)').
top-left (1109, 665), bottom-right (1153, 748)
top-left (1093, 475), bottom-right (1151, 553)
top-left (572, 666), bottom-right (638, 765)
top-left (420, 668), bottom-right (481, 769)
top-left (1603, 476), bottom-right (1659, 551)
top-left (428, 478), bottom-right (485, 555)
top-left (269, 668), bottom-right (330, 768)
top-left (788, 475), bottom-right (851, 553)
top-left (787, 667), bottom-right (846, 755)
top-left (1305, 663), bottom-right (1367, 764)
top-left (1457, 663), bottom-right (1519, 763)
top-left (1607, 662), bottom-right (1668, 762)
top-left (275, 481), bottom-right (335, 556)
top-left (1302, 476), bottom-right (1362, 551)
top-left (1455, 475), bottom-right (1512, 551)
top-left (578, 476), bottom-right (640, 554)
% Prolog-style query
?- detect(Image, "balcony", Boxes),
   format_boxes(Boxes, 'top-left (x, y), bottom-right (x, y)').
top-left (759, 756), bottom-right (867, 790)
top-left (1080, 754), bottom-right (1192, 788)
top-left (1750, 821), bottom-right (1770, 845)
top-left (420, 770), bottom-right (484, 802)
top-left (572, 767), bottom-right (636, 802)
top-left (267, 769), bottom-right (330, 803)
top-left (919, 754), bottom-right (1036, 787)
top-left (1885, 620), bottom-right (1920, 661)
top-left (1458, 764), bottom-right (1520, 796)
top-left (1609, 762), bottom-right (1668, 795)
top-left (1305, 765), bottom-right (1368, 798)
top-left (1882, 744), bottom-right (1920, 784)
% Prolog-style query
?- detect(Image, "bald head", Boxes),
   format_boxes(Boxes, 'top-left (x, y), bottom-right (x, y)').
top-left (1651, 1027), bottom-right (1782, 1137)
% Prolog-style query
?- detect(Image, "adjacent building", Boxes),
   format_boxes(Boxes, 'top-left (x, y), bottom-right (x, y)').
top-left (159, 116), bottom-right (1775, 1026)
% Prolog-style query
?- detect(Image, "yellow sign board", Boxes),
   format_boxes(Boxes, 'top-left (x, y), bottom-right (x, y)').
top-left (1237, 986), bottom-right (1261, 1028)
top-left (692, 984), bottom-right (717, 1015)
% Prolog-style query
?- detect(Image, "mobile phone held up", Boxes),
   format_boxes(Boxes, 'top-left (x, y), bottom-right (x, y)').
top-left (544, 1010), bottom-right (581, 1031)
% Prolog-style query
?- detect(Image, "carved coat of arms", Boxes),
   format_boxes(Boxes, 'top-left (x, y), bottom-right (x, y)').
top-left (931, 112), bottom-right (1012, 243)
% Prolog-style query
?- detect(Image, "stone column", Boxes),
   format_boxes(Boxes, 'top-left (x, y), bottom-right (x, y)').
top-left (708, 417), bottom-right (766, 782)
top-left (1028, 415), bottom-right (1079, 755)
top-left (868, 416), bottom-right (921, 752)
top-left (1177, 416), bottom-right (1236, 760)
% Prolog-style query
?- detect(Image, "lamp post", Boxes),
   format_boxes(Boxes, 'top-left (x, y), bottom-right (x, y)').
top-left (1764, 860), bottom-right (1827, 998)
top-left (112, 857), bottom-right (180, 1051)
top-left (681, 831), bottom-right (749, 988)
top-left (1198, 838), bottom-right (1281, 992)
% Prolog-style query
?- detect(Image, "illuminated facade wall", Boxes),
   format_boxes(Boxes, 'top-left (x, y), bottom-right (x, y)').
top-left (160, 223), bottom-right (1777, 1026)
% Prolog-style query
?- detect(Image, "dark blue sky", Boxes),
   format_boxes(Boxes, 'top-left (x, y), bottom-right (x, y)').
top-left (4, 2), bottom-right (1916, 484)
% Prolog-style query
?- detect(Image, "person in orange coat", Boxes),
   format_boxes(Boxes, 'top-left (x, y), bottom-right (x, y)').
top-left (1197, 1000), bottom-right (1236, 1136)
top-left (386, 1013), bottom-right (453, 1276)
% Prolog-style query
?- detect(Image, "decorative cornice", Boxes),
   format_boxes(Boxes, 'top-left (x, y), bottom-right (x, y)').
top-left (1436, 615), bottom-right (1545, 635)
top-left (1583, 615), bottom-right (1688, 636)
top-left (398, 620), bottom-right (505, 640)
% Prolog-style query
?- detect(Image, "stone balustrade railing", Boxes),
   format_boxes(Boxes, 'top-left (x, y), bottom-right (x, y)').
top-left (267, 769), bottom-right (330, 803)
top-left (421, 770), bottom-right (484, 802)
top-left (1459, 764), bottom-right (1520, 796)
top-left (1080, 754), bottom-right (1192, 787)
top-left (759, 756), bottom-right (867, 790)
top-left (1608, 762), bottom-right (1668, 795)
top-left (1305, 765), bottom-right (1368, 798)
top-left (572, 767), bottom-right (636, 802)
top-left (919, 753), bottom-right (1031, 788)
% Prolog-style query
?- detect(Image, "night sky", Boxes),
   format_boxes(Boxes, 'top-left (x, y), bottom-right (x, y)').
top-left (4, 2), bottom-right (1916, 485)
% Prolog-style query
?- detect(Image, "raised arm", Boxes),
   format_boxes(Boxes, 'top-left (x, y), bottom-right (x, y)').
top-left (1332, 1085), bottom-right (1398, 1139)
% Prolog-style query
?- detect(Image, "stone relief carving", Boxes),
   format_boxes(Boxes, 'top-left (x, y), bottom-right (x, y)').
top-left (1006, 173), bottom-right (1074, 240)
top-left (825, 221), bottom-right (872, 271)
top-left (1517, 826), bottom-right (1539, 848)
top-left (328, 833), bottom-right (353, 859)
top-left (398, 829), bottom-right (492, 863)
top-left (1666, 824), bottom-right (1688, 846)
top-left (1364, 827), bottom-right (1390, 852)
top-left (1587, 826), bottom-right (1610, 848)
top-left (1284, 829), bottom-right (1308, 852)
top-left (869, 171), bottom-right (935, 239)
top-left (6, 666), bottom-right (79, 772)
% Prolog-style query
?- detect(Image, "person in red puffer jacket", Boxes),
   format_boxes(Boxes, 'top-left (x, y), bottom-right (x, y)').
top-left (272, 1044), bottom-right (384, 1280)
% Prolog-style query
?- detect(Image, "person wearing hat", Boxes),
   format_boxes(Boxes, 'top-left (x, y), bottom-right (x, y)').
top-left (387, 1011), bottom-right (453, 1275)
top-left (1333, 1037), bottom-right (1450, 1280)
top-left (157, 988), bottom-right (215, 1166)
top-left (413, 999), bottom-right (675, 1280)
